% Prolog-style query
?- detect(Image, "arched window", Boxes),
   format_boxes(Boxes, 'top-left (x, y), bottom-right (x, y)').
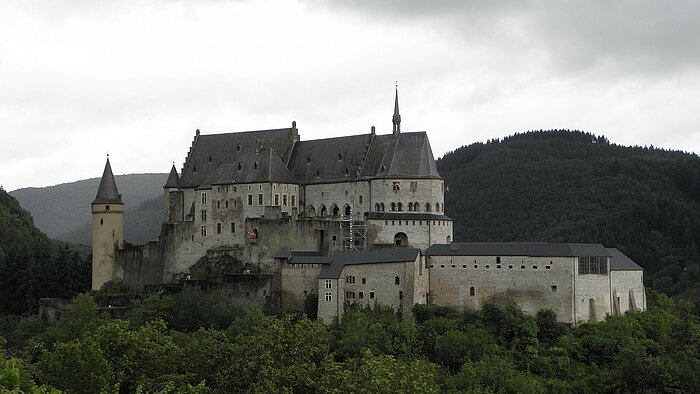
top-left (397, 202), bottom-right (403, 211)
top-left (426, 203), bottom-right (432, 212)
top-left (308, 205), bottom-right (316, 217)
top-left (320, 205), bottom-right (327, 217)
top-left (446, 235), bottom-right (451, 243)
top-left (414, 202), bottom-right (420, 211)
top-left (375, 203), bottom-right (380, 211)
top-left (394, 232), bottom-right (408, 246)
top-left (390, 202), bottom-right (396, 211)
top-left (331, 204), bottom-right (340, 217)
top-left (408, 202), bottom-right (413, 211)
top-left (380, 203), bottom-right (385, 211)
top-left (436, 202), bottom-right (440, 212)
top-left (344, 204), bottom-right (351, 216)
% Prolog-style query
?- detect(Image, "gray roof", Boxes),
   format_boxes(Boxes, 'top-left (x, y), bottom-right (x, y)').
top-left (377, 132), bottom-right (440, 179)
top-left (179, 127), bottom-right (441, 189)
top-left (179, 128), bottom-right (296, 188)
top-left (92, 158), bottom-right (122, 205)
top-left (607, 248), bottom-right (643, 271)
top-left (319, 248), bottom-right (420, 279)
top-left (164, 165), bottom-right (180, 188)
top-left (198, 148), bottom-right (297, 189)
top-left (425, 242), bottom-right (612, 258)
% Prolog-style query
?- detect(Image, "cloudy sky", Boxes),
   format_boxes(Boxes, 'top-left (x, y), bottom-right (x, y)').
top-left (2, 0), bottom-right (699, 191)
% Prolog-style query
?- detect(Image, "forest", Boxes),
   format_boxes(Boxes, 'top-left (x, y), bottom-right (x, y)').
top-left (1, 288), bottom-right (699, 393)
top-left (439, 130), bottom-right (700, 312)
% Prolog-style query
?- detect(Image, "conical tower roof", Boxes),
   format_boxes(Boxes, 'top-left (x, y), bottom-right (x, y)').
top-left (164, 164), bottom-right (180, 188)
top-left (92, 158), bottom-right (122, 205)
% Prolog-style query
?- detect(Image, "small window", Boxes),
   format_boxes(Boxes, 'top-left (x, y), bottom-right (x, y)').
top-left (533, 266), bottom-right (538, 269)
top-left (462, 265), bottom-right (466, 268)
top-left (399, 291), bottom-right (403, 300)
top-left (395, 276), bottom-right (400, 285)
top-left (238, 163), bottom-right (242, 171)
top-left (440, 265), bottom-right (445, 268)
top-left (474, 265), bottom-right (478, 269)
top-left (325, 292), bottom-right (332, 302)
top-left (247, 194), bottom-right (253, 205)
top-left (521, 265), bottom-right (526, 269)
top-left (201, 225), bottom-right (207, 236)
top-left (236, 144), bottom-right (241, 151)
top-left (485, 265), bottom-right (490, 269)
top-left (451, 265), bottom-right (456, 268)
top-left (258, 194), bottom-right (263, 205)
top-left (497, 265), bottom-right (501, 269)
top-left (359, 292), bottom-right (364, 299)
top-left (105, 205), bottom-right (110, 210)
top-left (325, 279), bottom-right (332, 289)
top-left (369, 292), bottom-right (375, 299)
top-left (100, 219), bottom-right (103, 225)
top-left (551, 285), bottom-right (558, 293)
top-left (469, 286), bottom-right (475, 296)
top-left (362, 278), bottom-right (366, 284)
top-left (231, 222), bottom-right (235, 233)
top-left (307, 156), bottom-right (311, 164)
top-left (216, 223), bottom-right (222, 234)
top-left (509, 265), bottom-right (513, 269)
top-left (546, 266), bottom-right (551, 270)
top-left (338, 153), bottom-right (343, 161)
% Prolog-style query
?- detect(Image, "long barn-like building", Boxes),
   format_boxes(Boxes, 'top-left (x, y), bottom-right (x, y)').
top-left (91, 90), bottom-right (645, 324)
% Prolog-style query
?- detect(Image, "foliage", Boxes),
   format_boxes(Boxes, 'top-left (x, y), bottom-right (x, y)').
top-left (438, 130), bottom-right (700, 311)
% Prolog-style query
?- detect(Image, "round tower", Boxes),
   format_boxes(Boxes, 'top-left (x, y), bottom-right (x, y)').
top-left (91, 156), bottom-right (124, 290)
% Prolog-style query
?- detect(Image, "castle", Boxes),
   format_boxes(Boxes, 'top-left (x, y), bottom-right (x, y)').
top-left (91, 90), bottom-right (646, 324)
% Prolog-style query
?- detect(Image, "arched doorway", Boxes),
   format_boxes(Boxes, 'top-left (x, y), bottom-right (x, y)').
top-left (394, 232), bottom-right (408, 246)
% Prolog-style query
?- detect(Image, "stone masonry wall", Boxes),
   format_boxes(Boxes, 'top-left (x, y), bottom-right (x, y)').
top-left (428, 255), bottom-right (576, 323)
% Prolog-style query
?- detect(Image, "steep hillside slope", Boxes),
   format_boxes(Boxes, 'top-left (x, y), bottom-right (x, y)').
top-left (438, 130), bottom-right (700, 308)
top-left (10, 173), bottom-right (167, 245)
top-left (0, 188), bottom-right (90, 314)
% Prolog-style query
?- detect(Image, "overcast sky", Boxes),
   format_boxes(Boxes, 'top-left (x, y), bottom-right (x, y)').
top-left (2, 0), bottom-right (700, 191)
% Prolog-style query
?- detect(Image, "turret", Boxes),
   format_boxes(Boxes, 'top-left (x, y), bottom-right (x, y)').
top-left (163, 163), bottom-right (183, 223)
top-left (91, 156), bottom-right (124, 290)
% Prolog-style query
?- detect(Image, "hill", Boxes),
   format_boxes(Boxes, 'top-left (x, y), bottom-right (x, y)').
top-left (10, 173), bottom-right (167, 245)
top-left (438, 130), bottom-right (700, 309)
top-left (0, 187), bottom-right (90, 314)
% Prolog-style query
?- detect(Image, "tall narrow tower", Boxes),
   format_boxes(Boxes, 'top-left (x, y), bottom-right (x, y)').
top-left (392, 85), bottom-right (401, 137)
top-left (91, 156), bottom-right (124, 290)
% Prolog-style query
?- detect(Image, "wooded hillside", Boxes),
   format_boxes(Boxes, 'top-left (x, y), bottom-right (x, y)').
top-left (439, 130), bottom-right (700, 310)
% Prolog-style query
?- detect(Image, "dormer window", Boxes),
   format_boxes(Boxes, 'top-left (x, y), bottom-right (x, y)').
top-left (254, 162), bottom-right (258, 169)
top-left (208, 155), bottom-right (213, 164)
top-left (316, 170), bottom-right (320, 178)
top-left (338, 153), bottom-right (343, 161)
top-left (237, 163), bottom-right (242, 171)
top-left (307, 156), bottom-right (311, 164)
top-left (381, 165), bottom-right (386, 173)
top-left (345, 168), bottom-right (349, 176)
top-left (193, 166), bottom-right (198, 174)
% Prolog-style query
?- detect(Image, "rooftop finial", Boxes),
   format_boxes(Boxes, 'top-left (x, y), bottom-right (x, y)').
top-left (392, 83), bottom-right (401, 137)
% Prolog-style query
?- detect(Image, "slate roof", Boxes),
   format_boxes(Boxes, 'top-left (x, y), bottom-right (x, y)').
top-left (607, 248), bottom-right (643, 271)
top-left (178, 126), bottom-right (442, 189)
top-left (179, 128), bottom-right (296, 188)
top-left (425, 242), bottom-right (612, 258)
top-left (197, 148), bottom-right (297, 189)
top-left (92, 158), bottom-right (123, 205)
top-left (319, 248), bottom-right (421, 279)
top-left (164, 165), bottom-right (180, 188)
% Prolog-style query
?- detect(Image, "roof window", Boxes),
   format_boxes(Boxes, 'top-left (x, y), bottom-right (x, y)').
top-left (193, 166), bottom-right (198, 174)
top-left (316, 170), bottom-right (321, 178)
top-left (345, 167), bottom-right (350, 176)
top-left (338, 153), bottom-right (343, 161)
top-left (209, 155), bottom-right (213, 164)
top-left (237, 163), bottom-right (242, 171)
top-left (236, 144), bottom-right (241, 152)
top-left (254, 161), bottom-right (258, 169)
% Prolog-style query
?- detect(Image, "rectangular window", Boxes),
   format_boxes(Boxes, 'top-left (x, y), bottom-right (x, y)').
top-left (410, 181), bottom-right (417, 192)
top-left (231, 222), bottom-right (235, 233)
top-left (362, 278), bottom-right (366, 284)
top-left (394, 276), bottom-right (400, 285)
top-left (283, 194), bottom-right (288, 206)
top-left (369, 291), bottom-right (375, 299)
top-left (201, 226), bottom-right (207, 236)
top-left (274, 194), bottom-right (279, 206)
top-left (291, 195), bottom-right (296, 207)
top-left (201, 193), bottom-right (207, 204)
top-left (578, 256), bottom-right (608, 275)
top-left (247, 194), bottom-right (253, 206)
top-left (399, 291), bottom-right (403, 300)
top-left (201, 210), bottom-right (207, 221)
top-left (551, 285), bottom-right (558, 292)
top-left (216, 223), bottom-right (221, 234)
top-left (359, 291), bottom-right (364, 299)
top-left (216, 200), bottom-right (220, 209)
top-left (258, 194), bottom-right (263, 205)
top-left (325, 292), bottom-right (332, 302)
top-left (325, 279), bottom-right (332, 289)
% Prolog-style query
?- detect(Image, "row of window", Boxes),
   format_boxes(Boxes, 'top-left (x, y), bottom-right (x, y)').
top-left (375, 202), bottom-right (443, 212)
top-left (287, 263), bottom-right (323, 269)
top-left (345, 276), bottom-right (400, 285)
top-left (431, 263), bottom-right (552, 270)
top-left (384, 220), bottom-right (450, 226)
top-left (200, 222), bottom-right (237, 237)
top-left (465, 285), bottom-right (558, 297)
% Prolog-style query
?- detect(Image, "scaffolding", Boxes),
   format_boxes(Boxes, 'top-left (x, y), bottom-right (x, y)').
top-left (340, 209), bottom-right (367, 251)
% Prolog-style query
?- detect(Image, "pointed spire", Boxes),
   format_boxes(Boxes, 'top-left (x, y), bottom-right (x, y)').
top-left (164, 164), bottom-right (180, 188)
top-left (392, 82), bottom-right (401, 137)
top-left (92, 157), bottom-right (122, 204)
